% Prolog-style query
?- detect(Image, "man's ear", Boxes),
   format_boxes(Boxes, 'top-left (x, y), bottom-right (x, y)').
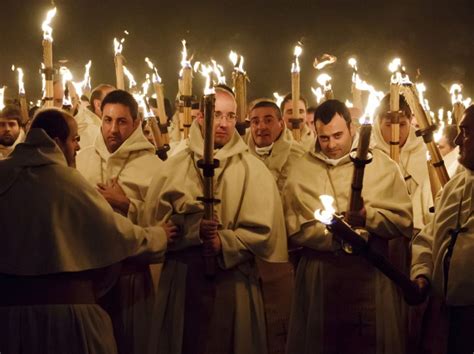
top-left (93, 99), bottom-right (101, 116)
top-left (196, 111), bottom-right (204, 126)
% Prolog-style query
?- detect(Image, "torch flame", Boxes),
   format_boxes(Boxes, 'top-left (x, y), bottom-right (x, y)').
top-left (316, 73), bottom-right (332, 91)
top-left (145, 57), bottom-right (162, 83)
top-left (313, 54), bottom-right (337, 70)
top-left (80, 60), bottom-right (92, 93)
top-left (388, 58), bottom-right (402, 73)
top-left (229, 51), bottom-right (238, 66)
top-left (360, 88), bottom-right (384, 125)
top-left (434, 120), bottom-right (445, 143)
top-left (345, 100), bottom-right (354, 108)
top-left (114, 37), bottom-right (125, 56)
top-left (59, 66), bottom-right (74, 106)
top-left (40, 63), bottom-right (46, 99)
top-left (450, 83), bottom-right (463, 105)
top-left (311, 87), bottom-right (324, 104)
top-left (291, 45), bottom-right (302, 73)
top-left (447, 111), bottom-right (453, 125)
top-left (314, 195), bottom-right (336, 225)
top-left (199, 64), bottom-right (215, 96)
top-left (41, 7), bottom-right (57, 42)
top-left (16, 67), bottom-right (25, 95)
top-left (211, 59), bottom-right (226, 85)
top-left (229, 50), bottom-right (245, 73)
top-left (348, 57), bottom-right (358, 70)
top-left (0, 86), bottom-right (5, 110)
top-left (273, 92), bottom-right (284, 107)
top-left (463, 97), bottom-right (472, 107)
top-left (123, 66), bottom-right (137, 89)
top-left (181, 40), bottom-right (192, 69)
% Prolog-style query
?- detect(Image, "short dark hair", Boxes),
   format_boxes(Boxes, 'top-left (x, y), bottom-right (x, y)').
top-left (249, 99), bottom-right (282, 120)
top-left (214, 84), bottom-right (235, 98)
top-left (0, 104), bottom-right (22, 126)
top-left (464, 104), bottom-right (474, 118)
top-left (314, 99), bottom-right (352, 126)
top-left (280, 93), bottom-right (308, 113)
top-left (101, 90), bottom-right (139, 120)
top-left (376, 93), bottom-right (412, 120)
top-left (30, 108), bottom-right (71, 143)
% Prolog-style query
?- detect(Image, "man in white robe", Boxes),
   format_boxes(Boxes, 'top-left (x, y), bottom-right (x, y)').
top-left (74, 84), bottom-right (115, 150)
top-left (0, 108), bottom-right (171, 354)
top-left (141, 87), bottom-right (288, 354)
top-left (283, 99), bottom-right (413, 354)
top-left (77, 90), bottom-right (163, 354)
top-left (412, 105), bottom-right (474, 354)
top-left (244, 99), bottom-right (305, 353)
top-left (281, 93), bottom-right (315, 151)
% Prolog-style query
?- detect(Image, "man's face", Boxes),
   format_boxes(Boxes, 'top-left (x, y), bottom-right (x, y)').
top-left (142, 122), bottom-right (156, 146)
top-left (212, 90), bottom-right (237, 148)
top-left (315, 113), bottom-right (354, 159)
top-left (379, 114), bottom-right (411, 148)
top-left (282, 99), bottom-right (307, 126)
top-left (0, 118), bottom-right (20, 146)
top-left (249, 106), bottom-right (283, 148)
top-left (93, 87), bottom-right (114, 117)
top-left (305, 110), bottom-right (315, 133)
top-left (438, 136), bottom-right (454, 157)
top-left (101, 103), bottom-right (140, 153)
top-left (56, 119), bottom-right (80, 168)
top-left (455, 110), bottom-right (474, 170)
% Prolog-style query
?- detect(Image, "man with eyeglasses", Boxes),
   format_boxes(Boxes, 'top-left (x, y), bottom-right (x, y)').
top-left (141, 86), bottom-right (288, 354)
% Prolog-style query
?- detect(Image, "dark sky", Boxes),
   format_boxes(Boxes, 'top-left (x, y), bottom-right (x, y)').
top-left (1, 0), bottom-right (473, 110)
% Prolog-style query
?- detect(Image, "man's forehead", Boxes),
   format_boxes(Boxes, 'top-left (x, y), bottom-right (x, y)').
top-left (250, 107), bottom-right (277, 118)
top-left (0, 117), bottom-right (19, 124)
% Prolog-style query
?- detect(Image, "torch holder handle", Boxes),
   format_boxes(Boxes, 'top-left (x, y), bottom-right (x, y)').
top-left (41, 67), bottom-right (56, 81)
top-left (349, 151), bottom-right (373, 168)
top-left (156, 144), bottom-right (170, 161)
top-left (197, 158), bottom-right (220, 178)
top-left (158, 123), bottom-right (169, 134)
top-left (236, 120), bottom-right (250, 136)
top-left (289, 118), bottom-right (303, 130)
top-left (180, 95), bottom-right (196, 107)
top-left (415, 125), bottom-right (438, 144)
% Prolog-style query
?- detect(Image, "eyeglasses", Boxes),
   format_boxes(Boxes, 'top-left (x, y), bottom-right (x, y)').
top-left (214, 111), bottom-right (237, 121)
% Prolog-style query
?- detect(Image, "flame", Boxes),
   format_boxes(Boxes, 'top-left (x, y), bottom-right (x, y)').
top-left (59, 66), bottom-right (74, 106)
top-left (426, 151), bottom-right (432, 162)
top-left (360, 88), bottom-right (384, 125)
top-left (114, 37), bottom-right (125, 56)
top-left (416, 83), bottom-right (430, 110)
top-left (345, 100), bottom-right (354, 108)
top-left (181, 40), bottom-right (192, 69)
top-left (41, 63), bottom-right (46, 99)
top-left (134, 92), bottom-right (154, 119)
top-left (41, 7), bottom-right (57, 41)
top-left (314, 195), bottom-right (336, 225)
top-left (447, 111), bottom-right (453, 125)
top-left (463, 97), bottom-right (472, 107)
top-left (211, 59), bottom-right (226, 84)
top-left (0, 86), bottom-right (5, 110)
top-left (145, 57), bottom-right (162, 83)
top-left (348, 58), bottom-right (358, 70)
top-left (313, 54), bottom-right (337, 70)
top-left (199, 64), bottom-right (215, 96)
top-left (80, 60), bottom-right (92, 93)
top-left (273, 92), bottom-right (284, 107)
top-left (123, 66), bottom-right (137, 89)
top-left (229, 50), bottom-right (245, 73)
top-left (16, 67), bottom-right (25, 95)
top-left (311, 87), bottom-right (324, 104)
top-left (291, 45), bottom-right (302, 73)
top-left (142, 74), bottom-right (151, 96)
top-left (388, 58), bottom-right (402, 73)
top-left (316, 73), bottom-right (332, 91)
top-left (229, 51), bottom-right (238, 66)
top-left (438, 108), bottom-right (444, 123)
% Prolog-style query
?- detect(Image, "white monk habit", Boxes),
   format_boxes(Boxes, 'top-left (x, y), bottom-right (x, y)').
top-left (412, 168), bottom-right (474, 353)
top-left (141, 121), bottom-right (288, 354)
top-left (284, 122), bottom-right (315, 152)
top-left (283, 136), bottom-right (413, 354)
top-left (77, 125), bottom-right (162, 354)
top-left (0, 129), bottom-right (167, 354)
top-left (74, 104), bottom-right (101, 150)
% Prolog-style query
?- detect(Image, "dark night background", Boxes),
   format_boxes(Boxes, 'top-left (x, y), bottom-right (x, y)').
top-left (0, 0), bottom-right (473, 110)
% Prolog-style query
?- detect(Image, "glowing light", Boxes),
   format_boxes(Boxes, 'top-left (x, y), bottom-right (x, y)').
top-left (229, 50), bottom-right (245, 73)
top-left (316, 73), bottom-right (332, 91)
top-left (273, 92), bottom-right (284, 107)
top-left (348, 58), bottom-right (358, 69)
top-left (311, 87), bottom-right (324, 104)
top-left (16, 67), bottom-right (25, 95)
top-left (314, 195), bottom-right (336, 225)
top-left (211, 59), bottom-right (226, 85)
top-left (447, 111), bottom-right (453, 125)
top-left (291, 44), bottom-right (303, 73)
top-left (360, 88), bottom-right (384, 125)
top-left (434, 120), bottom-right (445, 143)
top-left (114, 37), bottom-right (125, 56)
top-left (0, 86), bottom-right (5, 110)
top-left (123, 66), bottom-right (137, 89)
top-left (181, 40), bottom-right (192, 69)
top-left (41, 7), bottom-right (57, 42)
top-left (199, 64), bottom-right (215, 96)
top-left (145, 57), bottom-right (162, 83)
top-left (345, 100), bottom-right (354, 108)
top-left (314, 54), bottom-right (337, 70)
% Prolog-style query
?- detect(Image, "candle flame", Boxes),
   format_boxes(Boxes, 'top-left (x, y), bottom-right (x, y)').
top-left (16, 67), bottom-right (25, 95)
top-left (199, 64), bottom-right (215, 96)
top-left (273, 92), bottom-right (284, 107)
top-left (313, 54), bottom-right (337, 70)
top-left (181, 40), bottom-right (192, 69)
top-left (316, 73), bottom-right (332, 91)
top-left (41, 7), bottom-right (57, 41)
top-left (311, 87), bottom-right (324, 104)
top-left (229, 51), bottom-right (238, 66)
top-left (360, 88), bottom-right (384, 125)
top-left (229, 50), bottom-right (245, 73)
top-left (123, 66), bottom-right (137, 89)
top-left (314, 195), bottom-right (336, 225)
top-left (291, 45), bottom-right (302, 73)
